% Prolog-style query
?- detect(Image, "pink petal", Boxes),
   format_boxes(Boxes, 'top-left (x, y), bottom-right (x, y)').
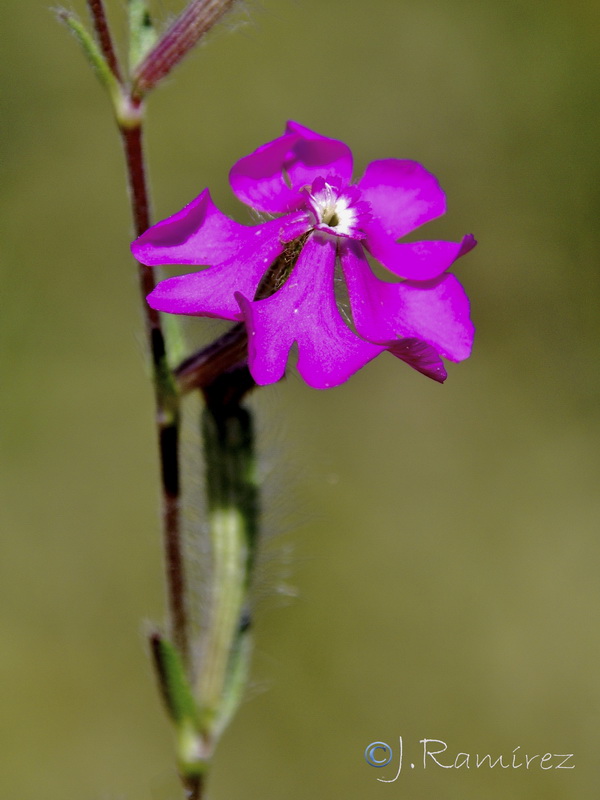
top-left (341, 240), bottom-right (474, 362)
top-left (237, 235), bottom-right (383, 389)
top-left (283, 121), bottom-right (353, 191)
top-left (229, 133), bottom-right (304, 215)
top-left (357, 159), bottom-right (446, 240)
top-left (365, 222), bottom-right (476, 281)
top-left (131, 189), bottom-right (253, 266)
top-left (229, 122), bottom-right (353, 215)
top-left (146, 215), bottom-right (310, 320)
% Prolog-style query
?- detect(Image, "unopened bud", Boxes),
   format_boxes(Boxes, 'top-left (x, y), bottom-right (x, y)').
top-left (132, 0), bottom-right (236, 98)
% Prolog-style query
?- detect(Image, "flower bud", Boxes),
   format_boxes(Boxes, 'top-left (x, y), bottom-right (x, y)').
top-left (132, 0), bottom-right (236, 97)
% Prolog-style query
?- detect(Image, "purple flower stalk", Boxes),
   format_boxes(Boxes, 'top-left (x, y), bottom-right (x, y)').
top-left (132, 122), bottom-right (476, 389)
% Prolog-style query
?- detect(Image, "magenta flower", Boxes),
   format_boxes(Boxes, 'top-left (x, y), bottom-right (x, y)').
top-left (132, 121), bottom-right (476, 389)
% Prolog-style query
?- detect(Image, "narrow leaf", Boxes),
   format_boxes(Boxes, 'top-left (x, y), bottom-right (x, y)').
top-left (56, 10), bottom-right (120, 96)
top-left (150, 633), bottom-right (199, 726)
top-left (215, 621), bottom-right (252, 736)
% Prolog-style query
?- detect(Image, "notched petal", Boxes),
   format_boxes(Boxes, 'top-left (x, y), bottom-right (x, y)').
top-left (237, 235), bottom-right (382, 389)
top-left (365, 223), bottom-right (476, 281)
top-left (229, 133), bottom-right (304, 215)
top-left (341, 240), bottom-right (475, 364)
top-left (229, 122), bottom-right (353, 216)
top-left (131, 189), bottom-right (253, 266)
top-left (284, 120), bottom-right (353, 190)
top-left (145, 218), bottom-right (303, 320)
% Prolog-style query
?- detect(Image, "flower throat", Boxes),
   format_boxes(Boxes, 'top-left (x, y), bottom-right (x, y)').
top-left (253, 232), bottom-right (311, 301)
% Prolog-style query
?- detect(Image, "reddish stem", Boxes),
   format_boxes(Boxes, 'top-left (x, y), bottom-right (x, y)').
top-left (86, 0), bottom-right (123, 82)
top-left (184, 775), bottom-right (204, 800)
top-left (175, 324), bottom-right (249, 394)
top-left (120, 120), bottom-right (188, 663)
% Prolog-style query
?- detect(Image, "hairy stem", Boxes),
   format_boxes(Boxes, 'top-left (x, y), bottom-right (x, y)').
top-left (120, 119), bottom-right (188, 664)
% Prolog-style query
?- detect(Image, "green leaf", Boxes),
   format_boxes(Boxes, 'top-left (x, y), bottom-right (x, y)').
top-left (128, 0), bottom-right (158, 71)
top-left (151, 634), bottom-right (214, 775)
top-left (216, 625), bottom-right (252, 737)
top-left (151, 633), bottom-right (199, 726)
top-left (56, 10), bottom-right (120, 98)
top-left (162, 309), bottom-right (188, 371)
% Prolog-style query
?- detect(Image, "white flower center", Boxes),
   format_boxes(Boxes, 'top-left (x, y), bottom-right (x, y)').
top-left (309, 182), bottom-right (357, 236)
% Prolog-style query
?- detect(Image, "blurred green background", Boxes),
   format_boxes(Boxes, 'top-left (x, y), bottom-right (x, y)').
top-left (2, 0), bottom-right (600, 797)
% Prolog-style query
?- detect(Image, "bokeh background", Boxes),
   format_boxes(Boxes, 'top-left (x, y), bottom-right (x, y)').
top-left (2, 0), bottom-right (600, 797)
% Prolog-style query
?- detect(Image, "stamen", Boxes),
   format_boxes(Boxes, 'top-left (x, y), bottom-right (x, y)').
top-left (302, 176), bottom-right (371, 240)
